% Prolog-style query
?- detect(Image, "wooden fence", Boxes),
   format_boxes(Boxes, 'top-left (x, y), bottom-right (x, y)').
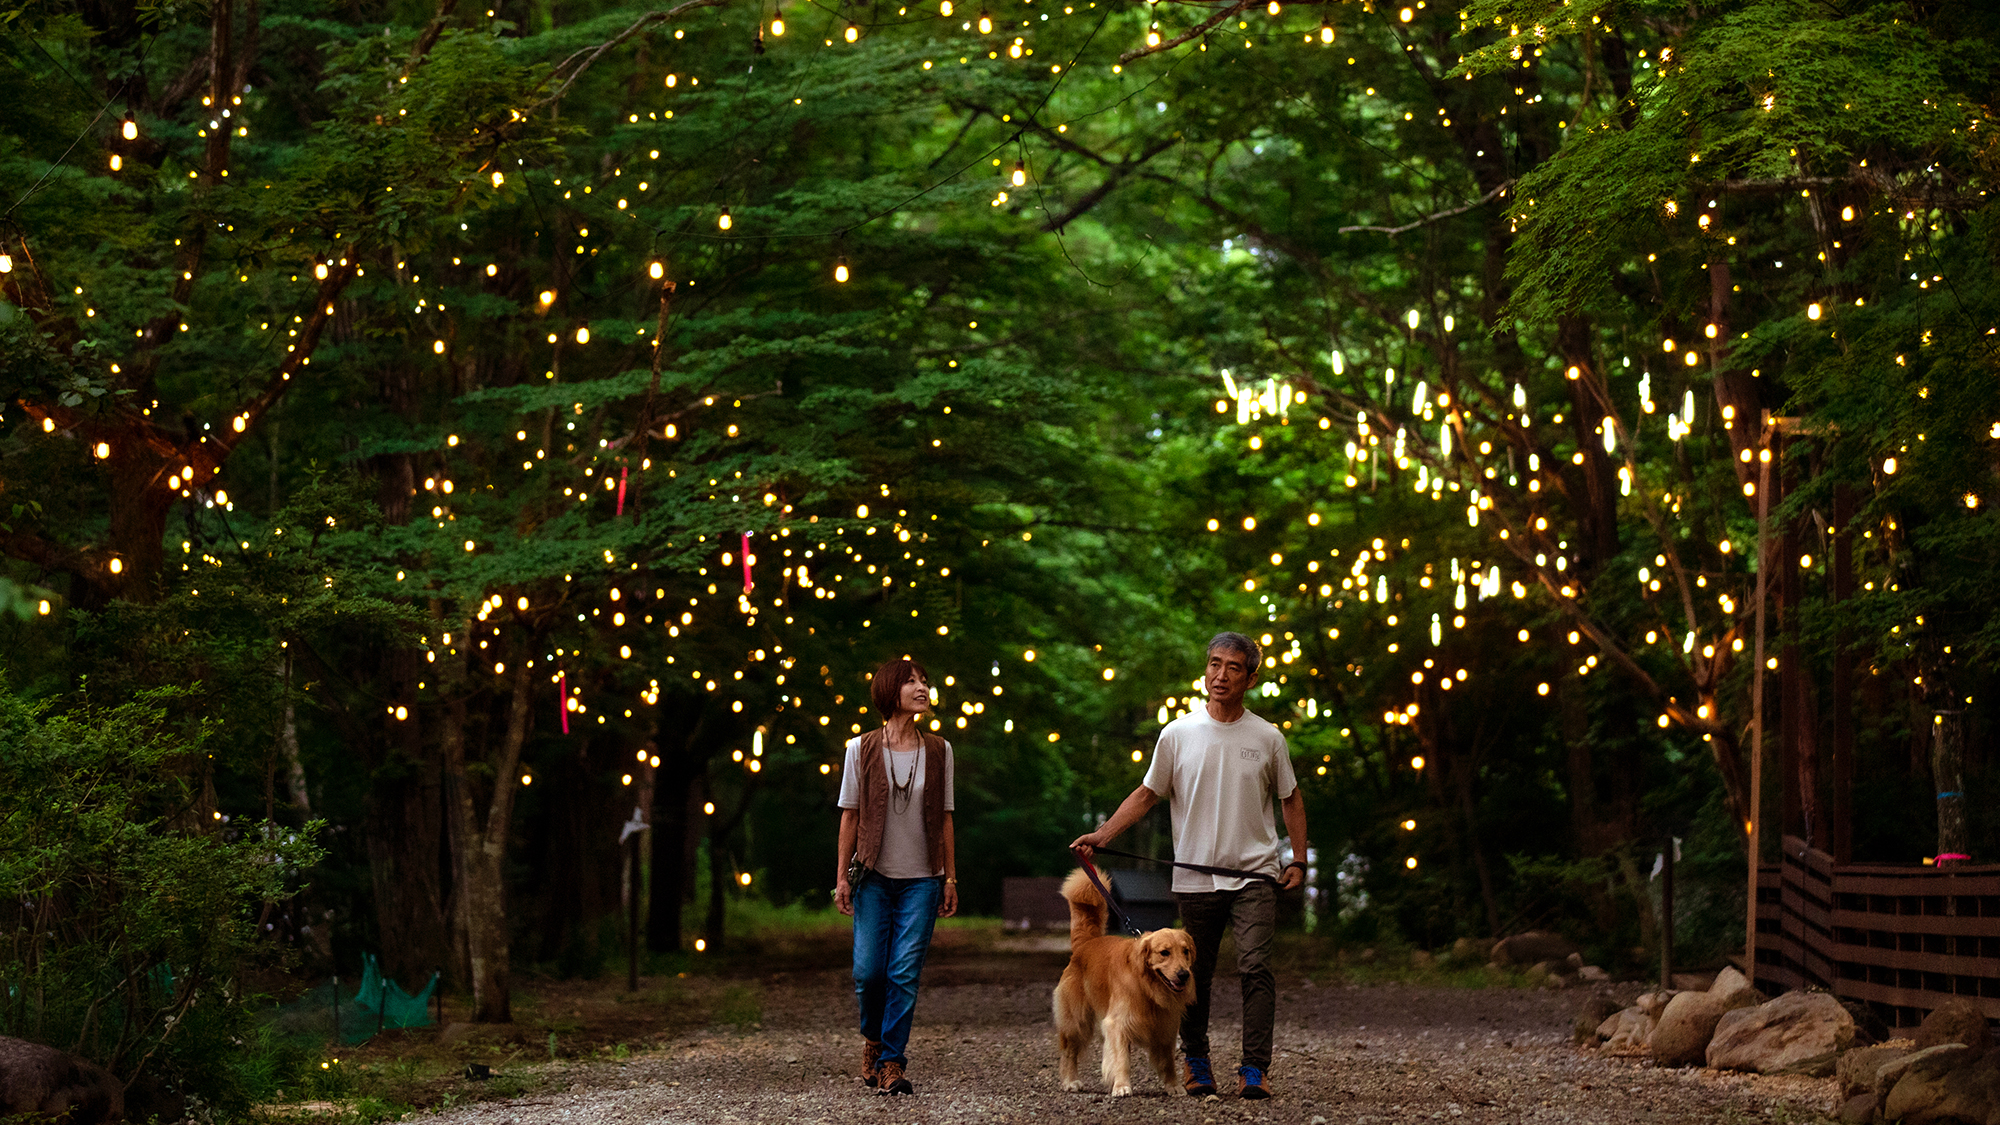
top-left (1756, 834), bottom-right (2000, 1028)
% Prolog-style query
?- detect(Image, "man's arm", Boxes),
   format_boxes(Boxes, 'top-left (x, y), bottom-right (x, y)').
top-left (1278, 789), bottom-right (1309, 891)
top-left (1070, 785), bottom-right (1159, 857)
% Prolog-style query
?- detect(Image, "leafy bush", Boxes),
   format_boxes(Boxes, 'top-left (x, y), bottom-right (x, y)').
top-left (0, 683), bottom-right (322, 1115)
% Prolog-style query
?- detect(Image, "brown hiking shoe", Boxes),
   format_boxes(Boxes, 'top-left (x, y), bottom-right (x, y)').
top-left (861, 1040), bottom-right (883, 1088)
top-left (1183, 1056), bottom-right (1217, 1097)
top-left (1236, 1066), bottom-right (1270, 1099)
top-left (878, 1059), bottom-right (913, 1096)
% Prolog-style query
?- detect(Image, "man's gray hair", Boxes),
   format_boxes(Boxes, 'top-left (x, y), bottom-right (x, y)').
top-left (1206, 631), bottom-right (1262, 675)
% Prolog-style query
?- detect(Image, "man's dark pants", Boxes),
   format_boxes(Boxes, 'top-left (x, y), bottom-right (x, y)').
top-left (1174, 881), bottom-right (1277, 1071)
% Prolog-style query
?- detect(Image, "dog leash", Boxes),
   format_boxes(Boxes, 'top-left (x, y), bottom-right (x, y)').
top-left (1071, 850), bottom-right (1147, 937)
top-left (1083, 844), bottom-right (1282, 886)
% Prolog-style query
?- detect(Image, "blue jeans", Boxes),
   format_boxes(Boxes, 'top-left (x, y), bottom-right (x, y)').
top-left (852, 873), bottom-right (942, 1065)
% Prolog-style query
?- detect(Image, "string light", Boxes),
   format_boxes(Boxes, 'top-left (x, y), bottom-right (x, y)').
top-left (834, 257), bottom-right (850, 283)
top-left (771, 9), bottom-right (786, 34)
top-left (1010, 160), bottom-right (1026, 187)
top-left (719, 207), bottom-right (733, 231)
top-left (121, 113), bottom-right (138, 140)
top-left (845, 22), bottom-right (860, 41)
top-left (1318, 18), bottom-right (1334, 42)
top-left (978, 9), bottom-right (993, 33)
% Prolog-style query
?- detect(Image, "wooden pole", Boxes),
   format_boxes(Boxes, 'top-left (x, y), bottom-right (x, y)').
top-left (1746, 414), bottom-right (1772, 984)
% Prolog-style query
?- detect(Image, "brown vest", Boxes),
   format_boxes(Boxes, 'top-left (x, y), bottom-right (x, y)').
top-left (852, 727), bottom-right (949, 875)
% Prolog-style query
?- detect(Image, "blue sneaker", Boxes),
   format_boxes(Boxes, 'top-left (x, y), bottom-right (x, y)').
top-left (1183, 1056), bottom-right (1216, 1097)
top-left (1237, 1066), bottom-right (1270, 1099)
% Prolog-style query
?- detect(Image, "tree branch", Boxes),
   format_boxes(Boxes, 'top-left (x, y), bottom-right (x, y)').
top-left (1337, 179), bottom-right (1512, 235)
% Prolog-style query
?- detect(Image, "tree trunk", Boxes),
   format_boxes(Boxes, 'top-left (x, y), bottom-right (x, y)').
top-left (444, 635), bottom-right (534, 1022)
top-left (647, 751), bottom-right (693, 952)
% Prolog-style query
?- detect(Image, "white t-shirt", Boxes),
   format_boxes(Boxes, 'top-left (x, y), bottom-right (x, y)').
top-left (837, 735), bottom-right (955, 879)
top-left (1140, 708), bottom-right (1298, 893)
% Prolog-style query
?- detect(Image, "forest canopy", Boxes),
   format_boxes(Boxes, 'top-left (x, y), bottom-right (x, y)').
top-left (4, 0), bottom-right (1999, 1099)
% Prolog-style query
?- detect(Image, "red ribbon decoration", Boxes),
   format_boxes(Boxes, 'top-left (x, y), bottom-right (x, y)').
top-left (616, 466), bottom-right (629, 517)
top-left (741, 531), bottom-right (754, 592)
top-left (558, 671), bottom-right (570, 735)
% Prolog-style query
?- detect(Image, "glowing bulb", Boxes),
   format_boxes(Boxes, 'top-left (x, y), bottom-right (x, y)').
top-left (834, 257), bottom-right (850, 283)
top-left (1883, 456), bottom-right (1898, 474)
top-left (1410, 755), bottom-right (1424, 770)
top-left (978, 10), bottom-right (993, 32)
top-left (539, 289), bottom-right (556, 305)
top-left (94, 442), bottom-right (110, 459)
top-left (1145, 22), bottom-right (1160, 45)
top-left (694, 938), bottom-right (706, 951)
top-left (109, 154), bottom-right (122, 171)
top-left (771, 13), bottom-right (786, 34)
top-left (648, 260), bottom-right (665, 279)
top-left (941, 0), bottom-right (952, 13)
top-left (665, 74), bottom-right (678, 87)
top-left (1011, 160), bottom-right (1026, 186)
top-left (491, 170), bottom-right (505, 187)
top-left (845, 22), bottom-right (859, 40)
top-left (122, 114), bottom-right (138, 140)
top-left (313, 262), bottom-right (329, 280)
top-left (0, 255), bottom-right (11, 273)
top-left (719, 207), bottom-right (733, 230)
top-left (1266, 0), bottom-right (1279, 12)
top-left (109, 558), bottom-right (123, 574)
top-left (1405, 856), bottom-right (1418, 869)
top-left (1807, 302), bottom-right (1822, 320)
top-left (575, 326), bottom-right (590, 344)
top-left (1318, 19), bottom-right (1334, 42)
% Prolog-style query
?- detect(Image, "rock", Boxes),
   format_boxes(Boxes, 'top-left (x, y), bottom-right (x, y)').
top-left (1648, 970), bottom-right (1759, 1066)
top-left (1409, 950), bottom-right (1435, 969)
top-left (1574, 995), bottom-right (1622, 1045)
top-left (1565, 952), bottom-right (1583, 970)
top-left (1577, 965), bottom-right (1609, 982)
top-left (1490, 931), bottom-right (1581, 967)
top-left (1837, 1092), bottom-right (1876, 1124)
top-left (1540, 972), bottom-right (1571, 990)
top-left (1915, 997), bottom-right (1994, 1053)
top-left (0, 1036), bottom-right (123, 1125)
top-left (1840, 1000), bottom-right (1893, 1046)
top-left (1839, 1043), bottom-right (1913, 1098)
top-left (1451, 937), bottom-right (1495, 963)
top-left (1597, 1007), bottom-right (1657, 1055)
top-left (1635, 990), bottom-right (1673, 1019)
top-left (1875, 1043), bottom-right (1969, 1101)
top-left (1671, 972), bottom-right (1717, 992)
top-left (1706, 991), bottom-right (1855, 1076)
top-left (1357, 948), bottom-right (1377, 964)
top-left (1882, 1042), bottom-right (1980, 1121)
top-left (1917, 1048), bottom-right (2000, 1125)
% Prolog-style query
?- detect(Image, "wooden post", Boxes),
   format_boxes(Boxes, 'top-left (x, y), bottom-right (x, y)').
top-left (1747, 414), bottom-right (1772, 983)
top-left (1935, 710), bottom-right (1968, 863)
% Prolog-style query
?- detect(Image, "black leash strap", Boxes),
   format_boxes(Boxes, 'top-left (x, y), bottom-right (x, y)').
top-left (1086, 844), bottom-right (1281, 885)
top-left (1072, 852), bottom-right (1145, 937)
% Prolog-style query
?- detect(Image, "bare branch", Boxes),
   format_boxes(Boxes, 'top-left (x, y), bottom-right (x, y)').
top-left (1337, 179), bottom-right (1513, 235)
top-left (1119, 0), bottom-right (1256, 64)
top-left (531, 0), bottom-right (735, 113)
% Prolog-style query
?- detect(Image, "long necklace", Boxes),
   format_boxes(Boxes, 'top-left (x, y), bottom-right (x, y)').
top-left (886, 730), bottom-right (919, 815)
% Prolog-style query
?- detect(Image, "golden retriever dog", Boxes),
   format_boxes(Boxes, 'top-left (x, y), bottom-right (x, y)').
top-left (1052, 868), bottom-right (1196, 1097)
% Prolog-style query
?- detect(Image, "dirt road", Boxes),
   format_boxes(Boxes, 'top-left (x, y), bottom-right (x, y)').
top-left (423, 934), bottom-right (1838, 1125)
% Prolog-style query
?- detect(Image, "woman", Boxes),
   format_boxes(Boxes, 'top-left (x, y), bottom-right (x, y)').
top-left (834, 657), bottom-right (958, 1097)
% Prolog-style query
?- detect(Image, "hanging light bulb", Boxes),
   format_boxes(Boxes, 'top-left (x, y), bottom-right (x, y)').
top-left (977, 9), bottom-right (993, 32)
top-left (1318, 18), bottom-right (1334, 41)
top-left (648, 260), bottom-right (665, 280)
top-left (122, 113), bottom-right (138, 141)
top-left (0, 254), bottom-right (10, 273)
top-left (845, 21), bottom-right (859, 41)
top-left (718, 207), bottom-right (733, 231)
top-left (1011, 160), bottom-right (1026, 187)
top-left (109, 154), bottom-right (122, 171)
top-left (665, 73), bottom-right (678, 87)
top-left (1266, 0), bottom-right (1279, 13)
top-left (1146, 21), bottom-right (1161, 45)
top-left (834, 257), bottom-right (850, 283)
top-left (940, 0), bottom-right (953, 13)
top-left (771, 6), bottom-right (786, 33)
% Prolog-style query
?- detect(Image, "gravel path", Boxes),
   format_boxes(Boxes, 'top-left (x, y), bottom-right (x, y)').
top-left (426, 938), bottom-right (1839, 1125)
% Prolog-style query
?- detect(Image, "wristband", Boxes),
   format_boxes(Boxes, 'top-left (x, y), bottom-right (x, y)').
top-left (1284, 861), bottom-right (1306, 872)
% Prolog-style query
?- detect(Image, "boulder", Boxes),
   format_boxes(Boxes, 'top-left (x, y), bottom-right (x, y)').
top-left (1915, 997), bottom-right (1995, 1053)
top-left (1577, 965), bottom-right (1610, 983)
top-left (1839, 1042), bottom-right (1913, 1098)
top-left (1875, 1043), bottom-right (1969, 1101)
top-left (1837, 1092), bottom-right (1876, 1124)
top-left (0, 1036), bottom-right (123, 1125)
top-left (1706, 991), bottom-right (1856, 1077)
top-left (1648, 969), bottom-right (1759, 1066)
top-left (1574, 994), bottom-right (1623, 1045)
top-left (1490, 931), bottom-right (1581, 967)
top-left (1635, 990), bottom-right (1674, 1019)
top-left (1409, 949), bottom-right (1435, 969)
top-left (1913, 1047), bottom-right (2000, 1125)
top-left (1883, 1043), bottom-right (1982, 1122)
top-left (1671, 971), bottom-right (1718, 992)
top-left (1598, 1007), bottom-right (1657, 1055)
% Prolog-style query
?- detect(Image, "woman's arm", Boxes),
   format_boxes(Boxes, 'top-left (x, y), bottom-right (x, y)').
top-left (938, 812), bottom-right (958, 917)
top-left (835, 807), bottom-right (859, 916)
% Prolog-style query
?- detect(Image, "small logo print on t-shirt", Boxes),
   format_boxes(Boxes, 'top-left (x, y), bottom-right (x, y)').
top-left (1238, 747), bottom-right (1261, 761)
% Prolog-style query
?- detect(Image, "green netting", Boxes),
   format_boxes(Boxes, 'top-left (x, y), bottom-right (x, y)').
top-left (264, 954), bottom-right (439, 1044)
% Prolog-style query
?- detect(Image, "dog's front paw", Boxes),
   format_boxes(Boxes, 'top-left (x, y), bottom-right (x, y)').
top-left (1111, 1083), bottom-right (1133, 1097)
top-left (1061, 1079), bottom-right (1083, 1093)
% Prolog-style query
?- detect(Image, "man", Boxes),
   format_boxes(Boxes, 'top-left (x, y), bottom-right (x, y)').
top-left (1071, 632), bottom-right (1307, 1100)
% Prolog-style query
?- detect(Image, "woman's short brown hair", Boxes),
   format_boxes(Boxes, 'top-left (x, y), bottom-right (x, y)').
top-left (871, 657), bottom-right (931, 719)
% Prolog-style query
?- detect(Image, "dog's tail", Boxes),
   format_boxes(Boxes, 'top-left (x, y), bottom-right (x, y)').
top-left (1060, 868), bottom-right (1109, 949)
